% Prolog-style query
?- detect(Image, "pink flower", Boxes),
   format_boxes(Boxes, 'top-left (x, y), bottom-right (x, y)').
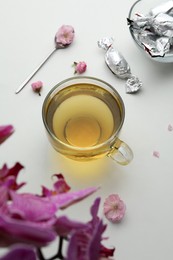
top-left (31, 81), bottom-right (43, 95)
top-left (73, 61), bottom-right (87, 74)
top-left (103, 194), bottom-right (126, 223)
top-left (55, 25), bottom-right (75, 48)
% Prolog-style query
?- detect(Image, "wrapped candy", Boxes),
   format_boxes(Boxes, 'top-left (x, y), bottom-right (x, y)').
top-left (128, 1), bottom-right (173, 59)
top-left (149, 1), bottom-right (173, 17)
top-left (98, 37), bottom-right (142, 93)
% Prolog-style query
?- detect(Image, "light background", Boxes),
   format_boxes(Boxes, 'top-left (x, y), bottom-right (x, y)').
top-left (0, 0), bottom-right (173, 259)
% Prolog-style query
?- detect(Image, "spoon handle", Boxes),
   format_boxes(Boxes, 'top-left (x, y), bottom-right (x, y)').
top-left (15, 47), bottom-right (57, 94)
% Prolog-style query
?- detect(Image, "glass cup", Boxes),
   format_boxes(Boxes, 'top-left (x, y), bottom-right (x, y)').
top-left (42, 76), bottom-right (133, 165)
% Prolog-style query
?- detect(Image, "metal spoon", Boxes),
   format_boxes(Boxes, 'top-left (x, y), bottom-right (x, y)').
top-left (15, 26), bottom-right (74, 94)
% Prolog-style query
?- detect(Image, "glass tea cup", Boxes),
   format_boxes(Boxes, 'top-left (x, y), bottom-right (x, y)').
top-left (42, 76), bottom-right (133, 165)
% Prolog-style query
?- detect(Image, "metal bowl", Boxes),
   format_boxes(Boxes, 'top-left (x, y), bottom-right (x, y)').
top-left (128, 0), bottom-right (173, 63)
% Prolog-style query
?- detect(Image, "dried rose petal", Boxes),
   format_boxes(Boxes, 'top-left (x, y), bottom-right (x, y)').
top-left (31, 81), bottom-right (43, 95)
top-left (168, 124), bottom-right (173, 131)
top-left (55, 25), bottom-right (75, 47)
top-left (103, 194), bottom-right (126, 223)
top-left (73, 61), bottom-right (87, 74)
top-left (153, 151), bottom-right (160, 158)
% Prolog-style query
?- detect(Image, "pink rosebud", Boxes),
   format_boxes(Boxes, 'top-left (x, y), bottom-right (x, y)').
top-left (103, 194), bottom-right (126, 223)
top-left (55, 25), bottom-right (75, 47)
top-left (73, 61), bottom-right (87, 74)
top-left (31, 81), bottom-right (43, 95)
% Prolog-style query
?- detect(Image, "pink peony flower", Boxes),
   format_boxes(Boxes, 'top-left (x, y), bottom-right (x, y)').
top-left (73, 61), bottom-right (87, 74)
top-left (103, 194), bottom-right (126, 223)
top-left (55, 25), bottom-right (75, 48)
top-left (31, 81), bottom-right (43, 95)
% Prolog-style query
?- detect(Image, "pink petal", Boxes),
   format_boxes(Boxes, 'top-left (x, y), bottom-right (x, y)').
top-left (153, 151), bottom-right (160, 158)
top-left (50, 186), bottom-right (99, 209)
top-left (0, 125), bottom-right (14, 144)
top-left (0, 214), bottom-right (56, 247)
top-left (9, 192), bottom-right (57, 222)
top-left (53, 174), bottom-right (71, 193)
top-left (0, 245), bottom-right (37, 260)
top-left (168, 124), bottom-right (173, 131)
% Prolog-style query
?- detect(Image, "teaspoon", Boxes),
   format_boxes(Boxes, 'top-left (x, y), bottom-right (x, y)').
top-left (15, 25), bottom-right (74, 94)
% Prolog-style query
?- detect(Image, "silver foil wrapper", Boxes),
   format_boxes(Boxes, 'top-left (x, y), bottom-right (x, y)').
top-left (149, 1), bottom-right (173, 17)
top-left (98, 37), bottom-right (142, 94)
top-left (128, 1), bottom-right (173, 58)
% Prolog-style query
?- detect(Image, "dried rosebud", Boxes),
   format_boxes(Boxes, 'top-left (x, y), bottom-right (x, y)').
top-left (103, 194), bottom-right (126, 223)
top-left (31, 81), bottom-right (43, 96)
top-left (55, 25), bottom-right (75, 48)
top-left (73, 61), bottom-right (87, 74)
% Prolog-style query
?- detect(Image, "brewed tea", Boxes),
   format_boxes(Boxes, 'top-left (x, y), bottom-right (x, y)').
top-left (46, 83), bottom-right (122, 149)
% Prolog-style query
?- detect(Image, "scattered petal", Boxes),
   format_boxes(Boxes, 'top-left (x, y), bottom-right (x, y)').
top-left (55, 25), bottom-right (75, 48)
top-left (103, 194), bottom-right (126, 223)
top-left (168, 124), bottom-right (173, 131)
top-left (31, 81), bottom-right (43, 96)
top-left (153, 151), bottom-right (160, 158)
top-left (73, 61), bottom-right (87, 74)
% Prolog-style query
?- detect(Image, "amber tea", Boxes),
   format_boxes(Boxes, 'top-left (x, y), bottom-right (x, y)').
top-left (45, 83), bottom-right (122, 150)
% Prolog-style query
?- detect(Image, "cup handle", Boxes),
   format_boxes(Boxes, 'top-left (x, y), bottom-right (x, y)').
top-left (107, 138), bottom-right (133, 165)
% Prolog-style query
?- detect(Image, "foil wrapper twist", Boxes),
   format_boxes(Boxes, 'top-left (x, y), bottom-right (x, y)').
top-left (98, 37), bottom-right (142, 94)
top-left (128, 0), bottom-right (173, 58)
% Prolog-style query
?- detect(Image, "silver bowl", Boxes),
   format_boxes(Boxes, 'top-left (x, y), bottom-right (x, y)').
top-left (128, 0), bottom-right (173, 63)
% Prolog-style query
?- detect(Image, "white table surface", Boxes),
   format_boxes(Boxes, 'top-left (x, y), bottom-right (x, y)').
top-left (1, 0), bottom-right (173, 259)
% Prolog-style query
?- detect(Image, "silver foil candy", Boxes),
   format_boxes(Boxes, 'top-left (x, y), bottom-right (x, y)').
top-left (98, 37), bottom-right (142, 94)
top-left (149, 1), bottom-right (173, 17)
top-left (128, 1), bottom-right (173, 58)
